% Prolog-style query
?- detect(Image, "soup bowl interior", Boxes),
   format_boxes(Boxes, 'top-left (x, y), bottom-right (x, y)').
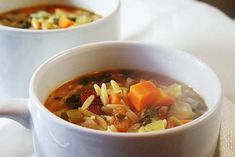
top-left (32, 41), bottom-right (221, 111)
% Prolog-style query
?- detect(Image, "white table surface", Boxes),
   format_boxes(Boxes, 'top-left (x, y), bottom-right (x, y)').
top-left (1, 0), bottom-right (235, 156)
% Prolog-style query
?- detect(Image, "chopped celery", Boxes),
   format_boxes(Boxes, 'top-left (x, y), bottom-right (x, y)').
top-left (31, 18), bottom-right (40, 29)
top-left (169, 116), bottom-right (183, 126)
top-left (75, 15), bottom-right (90, 25)
top-left (41, 20), bottom-right (54, 29)
top-left (138, 120), bottom-right (167, 132)
top-left (65, 109), bottom-right (83, 123)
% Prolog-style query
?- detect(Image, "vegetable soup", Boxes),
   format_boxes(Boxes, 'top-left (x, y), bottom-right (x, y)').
top-left (45, 69), bottom-right (207, 133)
top-left (0, 5), bottom-right (101, 29)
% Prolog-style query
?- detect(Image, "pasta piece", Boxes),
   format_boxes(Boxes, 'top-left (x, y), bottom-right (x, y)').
top-left (97, 116), bottom-right (108, 130)
top-left (110, 80), bottom-right (121, 91)
top-left (101, 83), bottom-right (109, 105)
top-left (81, 95), bottom-right (95, 110)
top-left (93, 84), bottom-right (101, 96)
top-left (126, 109), bottom-right (139, 123)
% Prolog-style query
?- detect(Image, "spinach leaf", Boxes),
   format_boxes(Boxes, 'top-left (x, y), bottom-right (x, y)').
top-left (78, 77), bottom-right (91, 85)
top-left (121, 70), bottom-right (135, 77)
top-left (65, 94), bottom-right (82, 109)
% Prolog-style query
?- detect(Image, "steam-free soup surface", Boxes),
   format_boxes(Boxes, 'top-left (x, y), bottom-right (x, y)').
top-left (45, 69), bottom-right (207, 132)
top-left (0, 5), bottom-right (101, 29)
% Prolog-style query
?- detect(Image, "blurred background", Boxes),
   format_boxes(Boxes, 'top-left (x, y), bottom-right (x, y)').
top-left (199, 0), bottom-right (235, 18)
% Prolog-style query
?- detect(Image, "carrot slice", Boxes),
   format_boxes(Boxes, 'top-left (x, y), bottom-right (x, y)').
top-left (59, 16), bottom-right (74, 28)
top-left (167, 118), bottom-right (175, 128)
top-left (109, 93), bottom-right (121, 104)
top-left (128, 81), bottom-right (174, 111)
top-left (114, 118), bottom-right (131, 132)
top-left (154, 88), bottom-right (175, 106)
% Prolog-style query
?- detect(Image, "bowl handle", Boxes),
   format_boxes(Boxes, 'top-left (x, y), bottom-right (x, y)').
top-left (0, 99), bottom-right (30, 129)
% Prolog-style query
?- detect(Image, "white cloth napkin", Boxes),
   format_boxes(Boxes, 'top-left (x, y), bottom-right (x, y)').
top-left (220, 98), bottom-right (235, 157)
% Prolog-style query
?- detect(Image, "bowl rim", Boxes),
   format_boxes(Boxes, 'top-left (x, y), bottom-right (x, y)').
top-left (0, 0), bottom-right (121, 34)
top-left (30, 41), bottom-right (222, 138)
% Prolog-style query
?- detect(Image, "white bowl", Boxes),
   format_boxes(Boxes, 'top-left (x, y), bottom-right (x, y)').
top-left (0, 41), bottom-right (222, 157)
top-left (0, 0), bottom-right (120, 98)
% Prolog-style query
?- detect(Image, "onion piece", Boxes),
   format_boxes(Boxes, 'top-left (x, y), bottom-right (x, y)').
top-left (168, 101), bottom-right (196, 119)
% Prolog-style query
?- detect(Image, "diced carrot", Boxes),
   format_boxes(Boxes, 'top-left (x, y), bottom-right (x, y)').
top-left (109, 93), bottom-right (121, 104)
top-left (139, 79), bottom-right (147, 82)
top-left (114, 118), bottom-right (131, 132)
top-left (167, 118), bottom-right (175, 128)
top-left (154, 88), bottom-right (175, 106)
top-left (59, 16), bottom-right (74, 28)
top-left (128, 81), bottom-right (158, 111)
top-left (128, 81), bottom-right (174, 111)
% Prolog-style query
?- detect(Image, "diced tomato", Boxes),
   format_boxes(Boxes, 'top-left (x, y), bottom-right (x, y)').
top-left (88, 104), bottom-right (103, 115)
top-left (80, 88), bottom-right (103, 115)
top-left (80, 89), bottom-right (96, 103)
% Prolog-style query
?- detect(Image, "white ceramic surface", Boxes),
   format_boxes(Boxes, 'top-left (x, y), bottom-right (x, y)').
top-left (0, 41), bottom-right (222, 157)
top-left (0, 0), bottom-right (120, 98)
top-left (4, 98), bottom-right (235, 157)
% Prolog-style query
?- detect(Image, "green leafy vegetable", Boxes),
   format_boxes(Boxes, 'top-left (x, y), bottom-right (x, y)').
top-left (65, 94), bottom-right (82, 109)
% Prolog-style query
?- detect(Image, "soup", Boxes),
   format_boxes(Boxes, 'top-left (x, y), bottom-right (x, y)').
top-left (0, 5), bottom-right (101, 29)
top-left (45, 69), bottom-right (207, 133)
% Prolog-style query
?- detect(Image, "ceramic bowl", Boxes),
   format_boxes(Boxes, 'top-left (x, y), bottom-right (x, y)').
top-left (0, 41), bottom-right (222, 157)
top-left (0, 0), bottom-right (120, 98)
